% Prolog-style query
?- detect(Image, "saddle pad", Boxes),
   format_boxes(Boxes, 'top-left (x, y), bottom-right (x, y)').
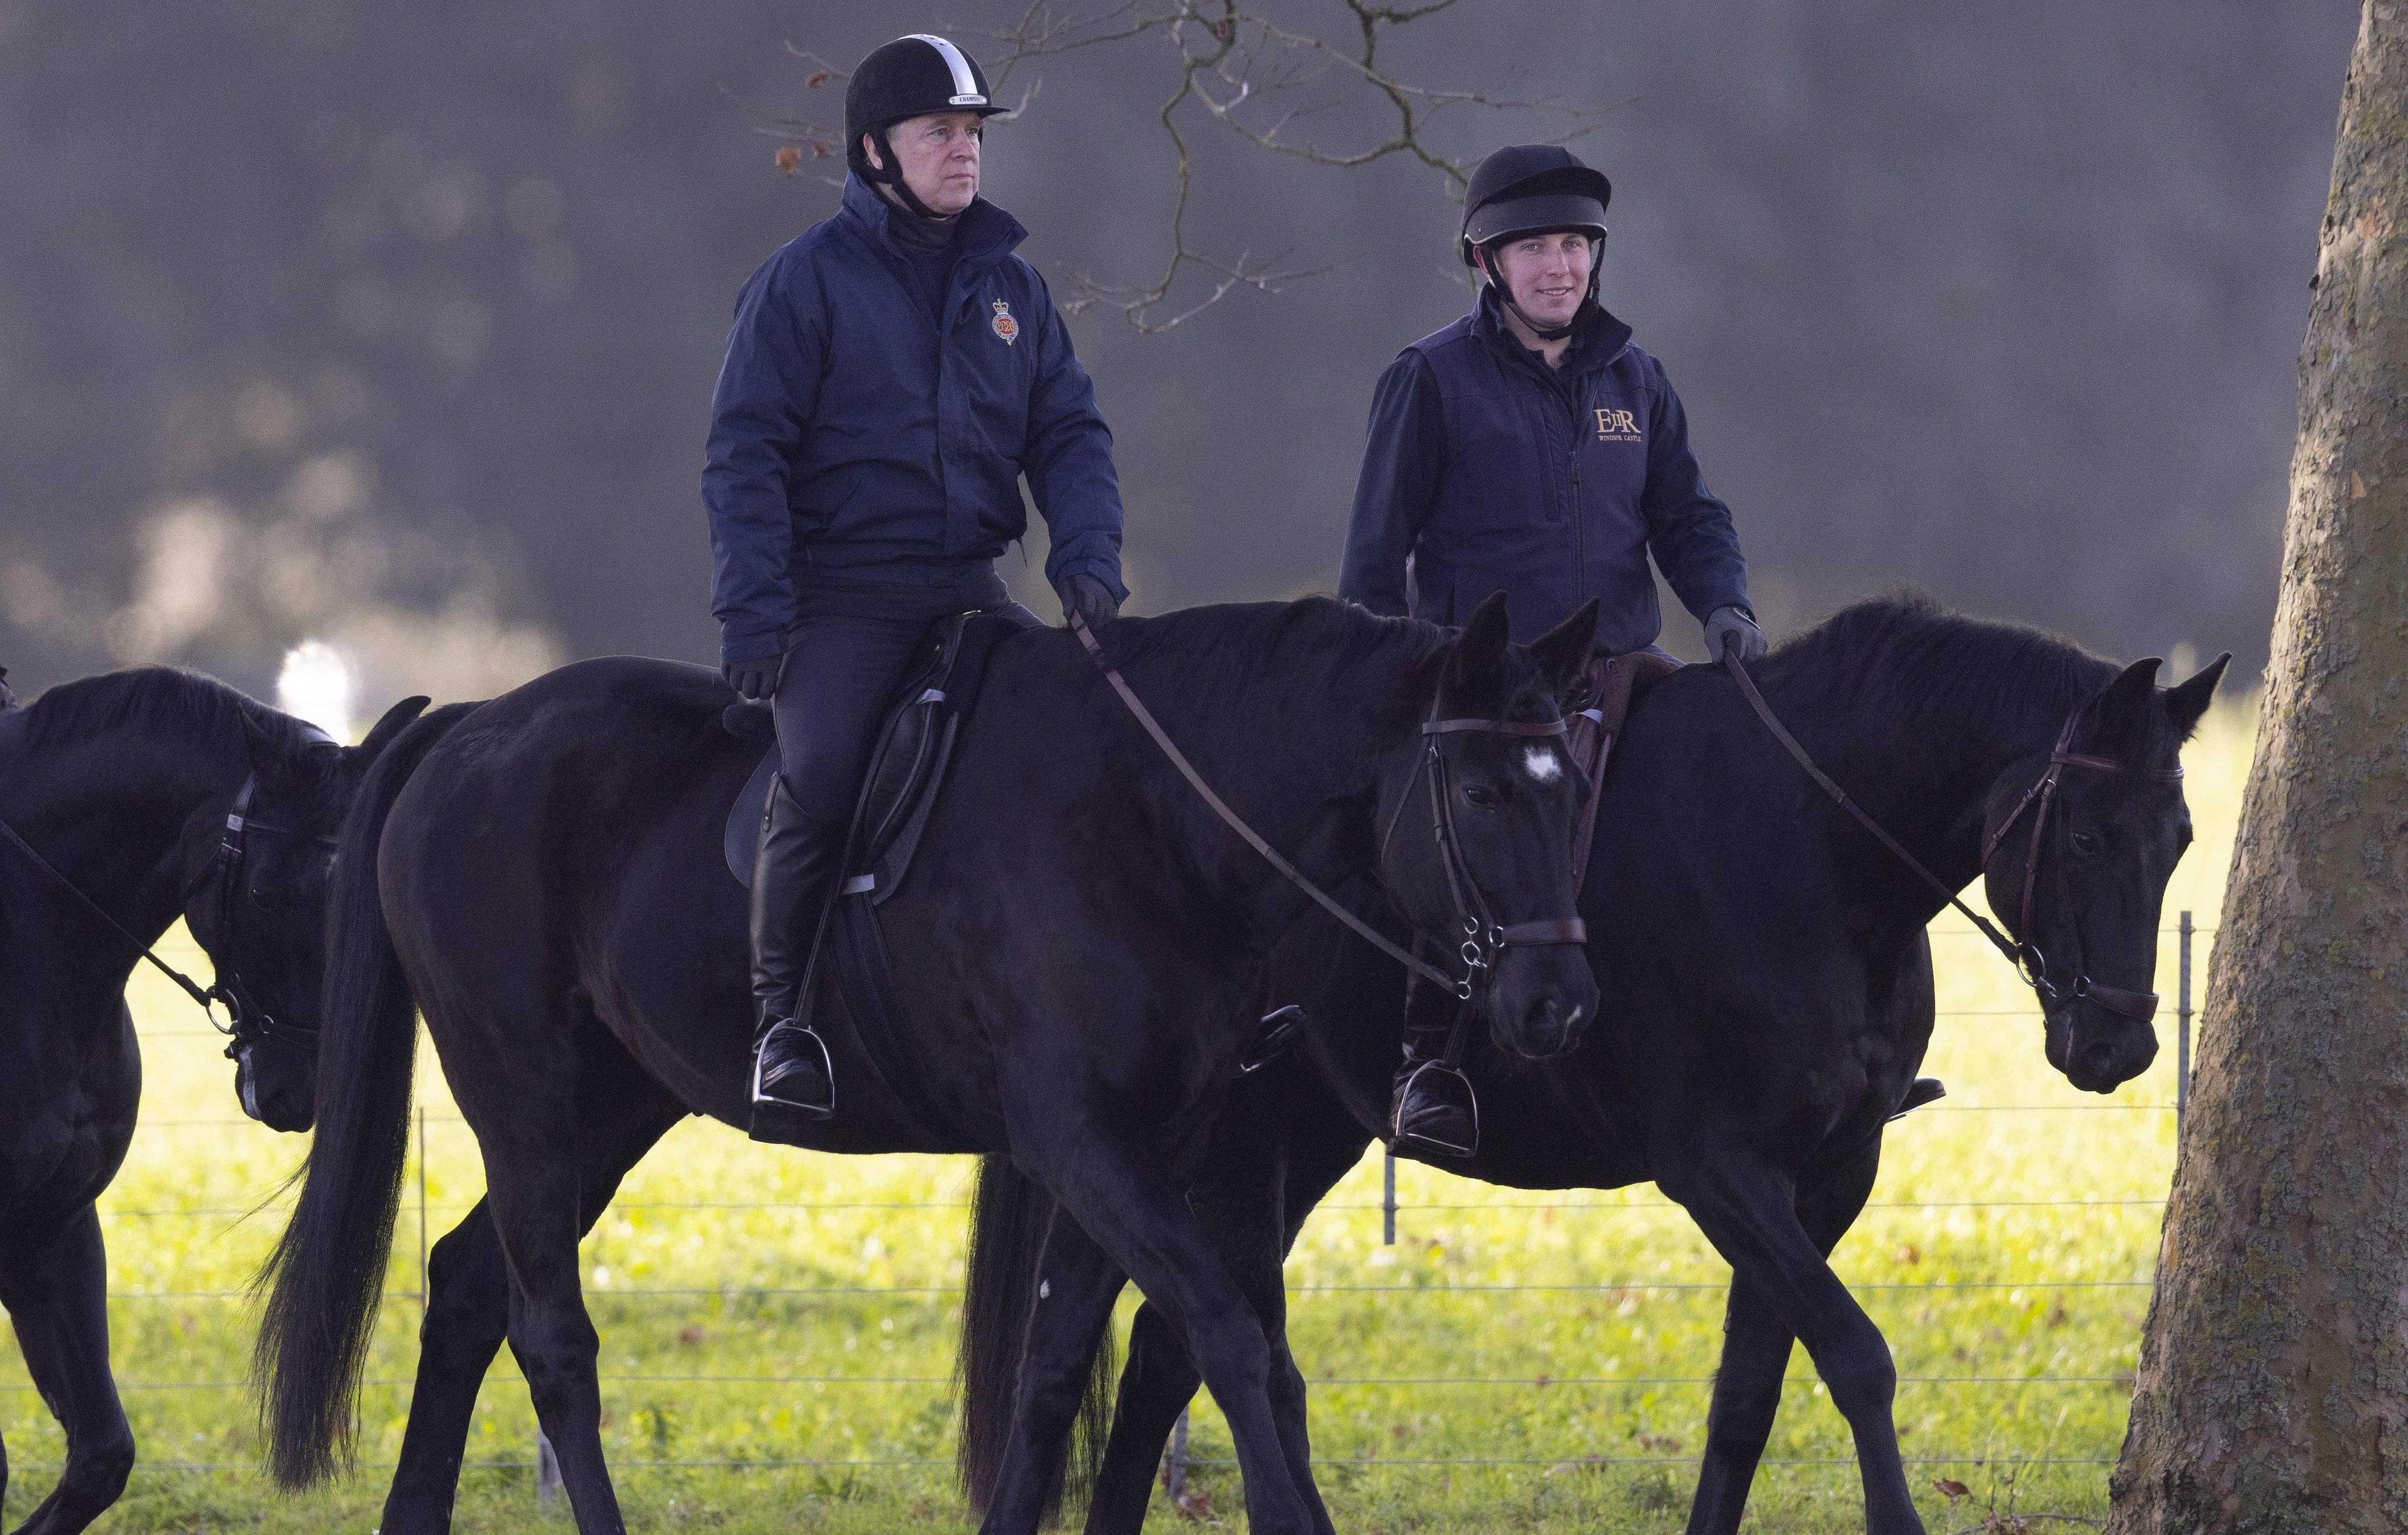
top-left (725, 748), bottom-right (781, 887)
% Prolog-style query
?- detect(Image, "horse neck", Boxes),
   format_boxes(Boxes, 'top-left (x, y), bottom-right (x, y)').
top-left (1116, 620), bottom-right (1417, 920)
top-left (1, 713), bottom-right (250, 944)
top-left (1766, 658), bottom-right (2095, 915)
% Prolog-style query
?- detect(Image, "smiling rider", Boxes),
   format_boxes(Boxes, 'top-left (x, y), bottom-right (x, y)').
top-left (704, 34), bottom-right (1127, 1133)
top-left (1338, 145), bottom-right (1764, 1156)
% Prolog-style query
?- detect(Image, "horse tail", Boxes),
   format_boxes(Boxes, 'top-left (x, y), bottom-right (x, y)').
top-left (253, 700), bottom-right (477, 1489)
top-left (956, 1156), bottom-right (1120, 1520)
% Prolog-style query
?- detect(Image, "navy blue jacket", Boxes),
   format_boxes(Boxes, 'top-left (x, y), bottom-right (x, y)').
top-left (704, 175), bottom-right (1125, 665)
top-left (1337, 289), bottom-right (1749, 652)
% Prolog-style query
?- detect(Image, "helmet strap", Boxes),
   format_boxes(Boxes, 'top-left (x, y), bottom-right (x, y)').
top-left (1478, 242), bottom-right (1601, 344)
top-left (867, 125), bottom-right (949, 223)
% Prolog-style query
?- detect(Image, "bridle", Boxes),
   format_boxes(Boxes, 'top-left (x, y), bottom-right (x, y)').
top-left (0, 769), bottom-right (336, 1068)
top-left (1069, 614), bottom-right (1586, 1013)
top-left (1721, 648), bottom-right (2180, 1026)
top-left (190, 776), bottom-right (340, 1057)
top-left (1378, 710), bottom-right (1590, 1002)
top-left (1976, 708), bottom-right (2182, 1023)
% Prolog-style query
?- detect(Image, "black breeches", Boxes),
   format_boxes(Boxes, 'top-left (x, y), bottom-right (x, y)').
top-left (769, 602), bottom-right (1039, 828)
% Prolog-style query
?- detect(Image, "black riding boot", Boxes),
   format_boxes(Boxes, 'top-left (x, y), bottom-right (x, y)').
top-left (749, 775), bottom-right (840, 1130)
top-left (1389, 1007), bottom-right (1478, 1159)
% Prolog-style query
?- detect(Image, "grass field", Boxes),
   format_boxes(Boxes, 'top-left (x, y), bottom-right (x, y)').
top-left (1, 696), bottom-right (2258, 1534)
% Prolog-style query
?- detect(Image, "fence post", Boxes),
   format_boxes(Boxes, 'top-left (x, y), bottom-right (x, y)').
top-left (2176, 911), bottom-right (2193, 1138)
top-left (1163, 1406), bottom-right (1189, 1501)
top-left (1382, 1150), bottom-right (1397, 1246)
top-left (417, 1104), bottom-right (430, 1311)
top-left (537, 1430), bottom-right (562, 1509)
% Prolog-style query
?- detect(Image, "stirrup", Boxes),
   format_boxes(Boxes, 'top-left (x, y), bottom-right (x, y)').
top-left (750, 1020), bottom-right (835, 1121)
top-left (1390, 1058), bottom-right (1478, 1160)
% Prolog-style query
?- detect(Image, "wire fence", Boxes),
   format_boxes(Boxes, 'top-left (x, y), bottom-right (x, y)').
top-left (2, 916), bottom-right (2213, 1513)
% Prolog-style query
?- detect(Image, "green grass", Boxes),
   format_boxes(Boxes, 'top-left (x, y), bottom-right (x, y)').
top-left (0, 699), bottom-right (2258, 1533)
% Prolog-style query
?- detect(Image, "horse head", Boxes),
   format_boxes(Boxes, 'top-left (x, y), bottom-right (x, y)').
top-left (1380, 591), bottom-right (1602, 1063)
top-left (1983, 651), bottom-right (2230, 1093)
top-left (203, 693), bottom-right (429, 1131)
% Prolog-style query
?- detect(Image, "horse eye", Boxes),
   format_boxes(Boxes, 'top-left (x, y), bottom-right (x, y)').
top-left (2070, 831), bottom-right (2100, 855)
top-left (1462, 783), bottom-right (1500, 810)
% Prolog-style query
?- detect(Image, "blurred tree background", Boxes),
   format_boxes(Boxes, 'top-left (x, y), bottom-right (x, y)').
top-left (0, 1), bottom-right (2361, 717)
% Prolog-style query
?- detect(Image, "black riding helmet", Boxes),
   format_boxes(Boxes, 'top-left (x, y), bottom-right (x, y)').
top-left (1459, 145), bottom-right (1612, 341)
top-left (845, 34), bottom-right (1010, 220)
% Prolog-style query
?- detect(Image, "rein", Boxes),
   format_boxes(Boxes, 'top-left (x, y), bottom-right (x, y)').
top-left (0, 810), bottom-right (223, 1015)
top-left (1068, 614), bottom-right (1585, 1004)
top-left (1720, 647), bottom-right (2176, 1024)
top-left (0, 776), bottom-right (333, 1051)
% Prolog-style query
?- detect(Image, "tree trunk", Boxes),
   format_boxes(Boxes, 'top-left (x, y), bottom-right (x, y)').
top-left (2105, 5), bottom-right (2408, 1532)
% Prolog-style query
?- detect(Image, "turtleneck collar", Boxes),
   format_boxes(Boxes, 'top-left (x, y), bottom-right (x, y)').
top-left (884, 197), bottom-right (961, 255)
top-left (838, 174), bottom-right (1025, 268)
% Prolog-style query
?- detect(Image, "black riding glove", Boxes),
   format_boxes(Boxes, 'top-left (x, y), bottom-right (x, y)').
top-left (1055, 572), bottom-right (1121, 632)
top-left (1705, 605), bottom-right (1768, 663)
top-left (723, 652), bottom-right (785, 703)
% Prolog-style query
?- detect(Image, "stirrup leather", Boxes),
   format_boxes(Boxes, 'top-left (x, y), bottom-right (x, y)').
top-left (1391, 1057), bottom-right (1479, 1160)
top-left (751, 1020), bottom-right (836, 1120)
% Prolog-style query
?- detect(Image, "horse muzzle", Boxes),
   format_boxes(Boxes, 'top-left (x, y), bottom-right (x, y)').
top-left (2045, 1001), bottom-right (2158, 1095)
top-left (1491, 948), bottom-right (1598, 1060)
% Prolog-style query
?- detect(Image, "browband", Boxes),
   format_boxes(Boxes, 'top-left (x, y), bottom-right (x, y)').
top-left (1423, 717), bottom-right (1570, 738)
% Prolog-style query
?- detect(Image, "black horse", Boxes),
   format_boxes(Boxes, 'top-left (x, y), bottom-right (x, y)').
top-left (255, 594), bottom-right (1601, 1535)
top-left (957, 598), bottom-right (2229, 1535)
top-left (0, 667), bottom-right (426, 1535)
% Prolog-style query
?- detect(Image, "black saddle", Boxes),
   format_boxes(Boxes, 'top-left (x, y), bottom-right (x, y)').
top-left (725, 607), bottom-right (1036, 899)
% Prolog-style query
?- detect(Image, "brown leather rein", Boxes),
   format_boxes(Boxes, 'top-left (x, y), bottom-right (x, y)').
top-left (1070, 614), bottom-right (1586, 1005)
top-left (1721, 648), bottom-right (2177, 1024)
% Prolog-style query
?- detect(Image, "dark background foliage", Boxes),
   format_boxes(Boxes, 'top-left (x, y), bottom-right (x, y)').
top-left (0, 1), bottom-right (2358, 705)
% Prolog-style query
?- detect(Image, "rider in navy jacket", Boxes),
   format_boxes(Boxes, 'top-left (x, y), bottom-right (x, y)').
top-left (1341, 145), bottom-right (1763, 1161)
top-left (705, 35), bottom-right (1126, 1132)
top-left (704, 176), bottom-right (1125, 668)
top-left (1338, 286), bottom-right (1750, 654)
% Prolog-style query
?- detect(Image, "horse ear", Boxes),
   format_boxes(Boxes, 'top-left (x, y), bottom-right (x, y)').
top-left (1447, 591), bottom-right (1513, 697)
top-left (2161, 653), bottom-right (2231, 741)
top-left (2084, 657), bottom-right (2161, 750)
top-left (349, 695), bottom-right (432, 767)
top-left (1527, 599), bottom-right (1599, 705)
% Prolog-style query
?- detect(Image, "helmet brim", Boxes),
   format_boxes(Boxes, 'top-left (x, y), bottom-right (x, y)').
top-left (1461, 192), bottom-right (1610, 263)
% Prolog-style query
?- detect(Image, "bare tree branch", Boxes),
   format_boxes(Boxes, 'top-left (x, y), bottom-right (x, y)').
top-left (772, 1), bottom-right (1619, 332)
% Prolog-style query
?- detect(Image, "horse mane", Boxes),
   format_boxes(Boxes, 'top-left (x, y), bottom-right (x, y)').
top-left (1103, 595), bottom-right (1553, 724)
top-left (1755, 595), bottom-right (2119, 745)
top-left (23, 666), bottom-right (296, 756)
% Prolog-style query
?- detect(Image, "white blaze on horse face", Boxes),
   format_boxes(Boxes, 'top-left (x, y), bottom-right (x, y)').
top-left (1523, 746), bottom-right (1564, 784)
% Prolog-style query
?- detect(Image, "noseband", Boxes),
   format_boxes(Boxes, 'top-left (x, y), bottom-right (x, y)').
top-left (1069, 614), bottom-right (1586, 1011)
top-left (1722, 649), bottom-right (2178, 1026)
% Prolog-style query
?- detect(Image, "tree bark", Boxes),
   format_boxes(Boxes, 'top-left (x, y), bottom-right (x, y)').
top-left (2105, 5), bottom-right (2408, 1532)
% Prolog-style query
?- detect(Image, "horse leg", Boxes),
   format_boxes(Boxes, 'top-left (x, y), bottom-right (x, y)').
top-left (1684, 1133), bottom-right (1883, 1535)
top-left (1015, 1131), bottom-right (1314, 1535)
top-left (1084, 1301), bottom-right (1190, 1533)
top-left (977, 1207), bottom-right (1128, 1535)
top-left (1661, 1140), bottom-right (1923, 1535)
top-left (434, 987), bottom-right (626, 1535)
top-left (381, 1028), bottom-right (685, 1535)
top-left (0, 1206), bottom-right (133, 1535)
top-left (1086, 1091), bottom-right (1366, 1535)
